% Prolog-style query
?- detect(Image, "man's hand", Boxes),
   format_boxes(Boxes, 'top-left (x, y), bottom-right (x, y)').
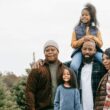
top-left (31, 59), bottom-right (43, 69)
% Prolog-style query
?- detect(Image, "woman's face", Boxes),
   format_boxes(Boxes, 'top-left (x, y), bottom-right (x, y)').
top-left (80, 9), bottom-right (91, 24)
top-left (102, 54), bottom-right (110, 71)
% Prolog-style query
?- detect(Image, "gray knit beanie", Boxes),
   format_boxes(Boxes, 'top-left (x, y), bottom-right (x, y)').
top-left (104, 48), bottom-right (110, 58)
top-left (44, 40), bottom-right (59, 51)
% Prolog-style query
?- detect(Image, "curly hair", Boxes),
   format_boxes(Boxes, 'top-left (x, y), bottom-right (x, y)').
top-left (57, 66), bottom-right (78, 88)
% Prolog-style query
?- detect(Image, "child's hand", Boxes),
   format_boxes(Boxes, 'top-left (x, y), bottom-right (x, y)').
top-left (88, 35), bottom-right (94, 39)
top-left (84, 35), bottom-right (90, 41)
top-left (86, 26), bottom-right (90, 35)
top-left (84, 35), bottom-right (94, 41)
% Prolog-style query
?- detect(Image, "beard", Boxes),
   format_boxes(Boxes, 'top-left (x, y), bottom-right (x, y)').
top-left (83, 55), bottom-right (94, 64)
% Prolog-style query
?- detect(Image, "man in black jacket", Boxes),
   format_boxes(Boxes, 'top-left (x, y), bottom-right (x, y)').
top-left (77, 40), bottom-right (106, 110)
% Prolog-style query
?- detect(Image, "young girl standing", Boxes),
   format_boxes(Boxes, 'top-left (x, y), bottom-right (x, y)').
top-left (70, 3), bottom-right (103, 73)
top-left (54, 67), bottom-right (81, 110)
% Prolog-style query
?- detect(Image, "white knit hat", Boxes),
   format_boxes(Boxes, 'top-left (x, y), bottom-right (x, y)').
top-left (43, 40), bottom-right (59, 51)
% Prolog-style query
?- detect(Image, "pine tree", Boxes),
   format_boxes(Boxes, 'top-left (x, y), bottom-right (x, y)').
top-left (11, 76), bottom-right (27, 110)
top-left (0, 76), bottom-right (6, 109)
top-left (0, 73), bottom-right (21, 110)
top-left (3, 90), bottom-right (21, 110)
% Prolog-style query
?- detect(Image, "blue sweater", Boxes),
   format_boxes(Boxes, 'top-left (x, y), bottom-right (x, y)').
top-left (54, 85), bottom-right (81, 110)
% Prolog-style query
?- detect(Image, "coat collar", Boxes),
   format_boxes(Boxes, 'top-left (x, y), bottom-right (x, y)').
top-left (43, 59), bottom-right (63, 67)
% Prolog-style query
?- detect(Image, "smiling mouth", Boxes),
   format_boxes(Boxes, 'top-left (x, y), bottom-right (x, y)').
top-left (85, 55), bottom-right (90, 57)
top-left (105, 65), bottom-right (109, 69)
top-left (82, 19), bottom-right (87, 23)
top-left (48, 55), bottom-right (54, 57)
top-left (64, 78), bottom-right (69, 79)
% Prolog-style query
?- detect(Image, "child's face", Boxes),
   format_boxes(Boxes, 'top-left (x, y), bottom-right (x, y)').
top-left (63, 69), bottom-right (71, 82)
top-left (80, 9), bottom-right (91, 24)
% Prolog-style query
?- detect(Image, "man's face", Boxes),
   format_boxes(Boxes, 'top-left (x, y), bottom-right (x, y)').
top-left (81, 41), bottom-right (96, 59)
top-left (44, 46), bottom-right (59, 63)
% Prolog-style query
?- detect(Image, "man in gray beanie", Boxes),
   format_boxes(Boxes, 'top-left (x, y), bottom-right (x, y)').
top-left (43, 40), bottom-right (59, 52)
top-left (25, 40), bottom-right (77, 110)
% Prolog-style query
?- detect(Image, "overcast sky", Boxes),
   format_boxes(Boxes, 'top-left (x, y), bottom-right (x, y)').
top-left (0, 0), bottom-right (110, 76)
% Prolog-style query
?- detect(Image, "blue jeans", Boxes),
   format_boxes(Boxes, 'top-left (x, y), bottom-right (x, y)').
top-left (95, 52), bottom-right (102, 62)
top-left (70, 51), bottom-right (102, 73)
top-left (70, 52), bottom-right (82, 73)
